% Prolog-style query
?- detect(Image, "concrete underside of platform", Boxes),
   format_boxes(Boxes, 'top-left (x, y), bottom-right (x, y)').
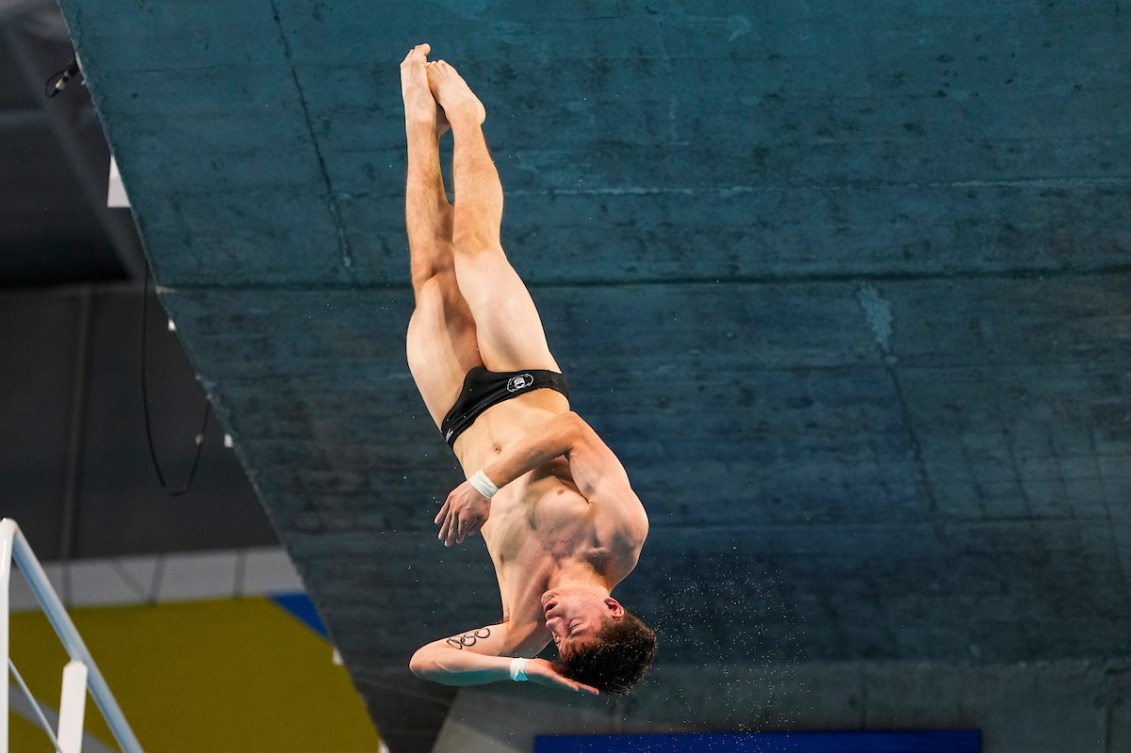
top-left (54, 1), bottom-right (1131, 750)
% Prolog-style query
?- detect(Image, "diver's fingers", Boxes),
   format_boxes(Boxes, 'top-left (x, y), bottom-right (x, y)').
top-left (438, 509), bottom-right (454, 544)
top-left (457, 515), bottom-right (476, 543)
top-left (445, 511), bottom-right (461, 547)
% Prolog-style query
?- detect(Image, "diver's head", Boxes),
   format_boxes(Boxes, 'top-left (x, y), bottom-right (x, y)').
top-left (542, 585), bottom-right (623, 650)
top-left (542, 586), bottom-right (657, 695)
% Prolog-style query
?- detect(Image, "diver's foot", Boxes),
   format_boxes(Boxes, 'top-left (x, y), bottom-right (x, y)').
top-left (400, 44), bottom-right (448, 136)
top-left (426, 60), bottom-right (487, 127)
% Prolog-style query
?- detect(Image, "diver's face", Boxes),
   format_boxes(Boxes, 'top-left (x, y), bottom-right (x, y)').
top-left (541, 587), bottom-right (624, 652)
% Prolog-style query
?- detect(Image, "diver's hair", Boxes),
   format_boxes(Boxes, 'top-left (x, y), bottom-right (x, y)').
top-left (555, 610), bottom-right (657, 696)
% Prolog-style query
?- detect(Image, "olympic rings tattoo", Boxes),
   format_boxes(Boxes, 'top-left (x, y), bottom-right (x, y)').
top-left (446, 627), bottom-right (491, 650)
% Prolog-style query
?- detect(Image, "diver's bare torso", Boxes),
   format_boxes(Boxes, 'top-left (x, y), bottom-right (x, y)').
top-left (451, 391), bottom-right (647, 653)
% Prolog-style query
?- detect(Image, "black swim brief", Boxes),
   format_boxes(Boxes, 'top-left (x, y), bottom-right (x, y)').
top-left (440, 366), bottom-right (570, 448)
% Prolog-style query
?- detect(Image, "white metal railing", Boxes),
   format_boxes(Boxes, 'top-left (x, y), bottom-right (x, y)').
top-left (1, 518), bottom-right (144, 753)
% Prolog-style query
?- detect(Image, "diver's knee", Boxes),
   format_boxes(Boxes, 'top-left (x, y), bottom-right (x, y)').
top-left (451, 217), bottom-right (502, 255)
top-left (411, 257), bottom-right (460, 302)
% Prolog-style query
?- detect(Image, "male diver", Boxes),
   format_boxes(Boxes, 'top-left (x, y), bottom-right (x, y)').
top-left (401, 44), bottom-right (656, 696)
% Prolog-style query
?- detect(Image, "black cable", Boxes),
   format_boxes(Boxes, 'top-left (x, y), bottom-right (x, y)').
top-left (45, 57), bottom-right (81, 98)
top-left (141, 263), bottom-right (210, 496)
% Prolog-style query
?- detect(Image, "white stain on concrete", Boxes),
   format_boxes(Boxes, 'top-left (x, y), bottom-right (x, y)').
top-left (728, 15), bottom-right (752, 42)
top-left (856, 283), bottom-right (895, 360)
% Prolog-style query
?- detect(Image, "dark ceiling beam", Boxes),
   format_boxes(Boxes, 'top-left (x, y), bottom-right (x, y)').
top-left (2, 25), bottom-right (147, 283)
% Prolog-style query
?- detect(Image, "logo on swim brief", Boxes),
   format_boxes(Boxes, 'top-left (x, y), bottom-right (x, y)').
top-left (507, 373), bottom-right (534, 393)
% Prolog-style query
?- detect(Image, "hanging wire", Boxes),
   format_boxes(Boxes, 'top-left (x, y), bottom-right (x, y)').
top-left (141, 263), bottom-right (211, 496)
top-left (8, 658), bottom-right (66, 753)
top-left (44, 57), bottom-right (81, 98)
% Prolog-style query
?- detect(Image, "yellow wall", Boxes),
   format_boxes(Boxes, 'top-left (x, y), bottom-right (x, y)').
top-left (9, 598), bottom-right (381, 752)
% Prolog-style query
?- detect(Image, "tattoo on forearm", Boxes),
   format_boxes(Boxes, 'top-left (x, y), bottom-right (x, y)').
top-left (446, 627), bottom-right (491, 650)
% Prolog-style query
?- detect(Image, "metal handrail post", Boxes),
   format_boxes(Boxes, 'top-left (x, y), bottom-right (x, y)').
top-left (2, 518), bottom-right (14, 753)
top-left (1, 518), bottom-right (144, 753)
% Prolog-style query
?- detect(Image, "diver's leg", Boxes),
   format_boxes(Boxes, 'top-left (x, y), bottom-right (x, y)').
top-left (427, 60), bottom-right (560, 373)
top-left (401, 44), bottom-right (482, 427)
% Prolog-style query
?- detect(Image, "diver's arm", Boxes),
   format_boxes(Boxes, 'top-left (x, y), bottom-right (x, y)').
top-left (408, 624), bottom-right (516, 685)
top-left (485, 410), bottom-right (648, 540)
top-left (481, 410), bottom-right (588, 485)
top-left (436, 411), bottom-right (647, 546)
top-left (409, 623), bottom-right (598, 694)
top-left (564, 425), bottom-right (650, 548)
top-left (435, 412), bottom-right (588, 545)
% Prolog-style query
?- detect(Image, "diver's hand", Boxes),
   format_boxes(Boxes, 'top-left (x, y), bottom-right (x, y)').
top-left (435, 480), bottom-right (491, 546)
top-left (524, 658), bottom-right (600, 696)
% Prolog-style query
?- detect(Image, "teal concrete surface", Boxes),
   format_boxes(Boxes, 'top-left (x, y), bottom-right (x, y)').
top-left (54, 1), bottom-right (1131, 750)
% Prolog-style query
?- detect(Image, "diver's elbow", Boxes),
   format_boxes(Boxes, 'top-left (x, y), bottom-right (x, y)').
top-left (409, 647), bottom-right (434, 679)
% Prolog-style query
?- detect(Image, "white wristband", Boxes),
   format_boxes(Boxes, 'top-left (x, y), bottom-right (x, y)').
top-left (509, 657), bottom-right (528, 682)
top-left (469, 470), bottom-right (499, 499)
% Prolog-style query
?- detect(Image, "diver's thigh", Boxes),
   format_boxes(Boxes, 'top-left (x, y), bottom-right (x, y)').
top-left (454, 247), bottom-right (560, 373)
